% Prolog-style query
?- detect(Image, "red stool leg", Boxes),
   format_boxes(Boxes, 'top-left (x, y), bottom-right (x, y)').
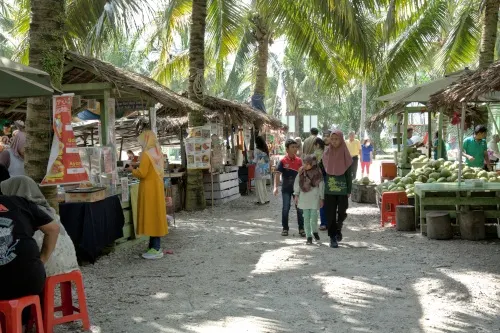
top-left (33, 301), bottom-right (45, 333)
top-left (43, 277), bottom-right (57, 333)
top-left (60, 282), bottom-right (73, 316)
top-left (74, 272), bottom-right (90, 330)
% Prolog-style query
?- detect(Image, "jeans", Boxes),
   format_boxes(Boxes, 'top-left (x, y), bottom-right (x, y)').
top-left (324, 194), bottom-right (349, 238)
top-left (303, 209), bottom-right (319, 237)
top-left (319, 206), bottom-right (327, 227)
top-left (149, 237), bottom-right (161, 250)
top-left (282, 191), bottom-right (304, 231)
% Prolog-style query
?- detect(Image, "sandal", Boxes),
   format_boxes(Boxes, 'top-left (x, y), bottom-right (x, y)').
top-left (299, 229), bottom-right (306, 237)
top-left (281, 229), bottom-right (289, 236)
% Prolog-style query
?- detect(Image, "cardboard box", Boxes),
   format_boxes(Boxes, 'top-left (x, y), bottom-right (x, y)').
top-left (65, 187), bottom-right (106, 203)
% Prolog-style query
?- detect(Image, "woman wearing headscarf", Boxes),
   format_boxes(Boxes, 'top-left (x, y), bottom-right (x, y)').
top-left (1, 176), bottom-right (78, 276)
top-left (0, 130), bottom-right (26, 176)
top-left (322, 129), bottom-right (353, 248)
top-left (127, 130), bottom-right (168, 259)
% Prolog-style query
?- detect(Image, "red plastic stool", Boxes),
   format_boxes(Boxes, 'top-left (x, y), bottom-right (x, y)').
top-left (0, 295), bottom-right (44, 333)
top-left (43, 270), bottom-right (90, 333)
top-left (381, 192), bottom-right (408, 227)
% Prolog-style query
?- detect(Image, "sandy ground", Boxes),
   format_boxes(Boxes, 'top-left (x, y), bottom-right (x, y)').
top-left (52, 178), bottom-right (500, 333)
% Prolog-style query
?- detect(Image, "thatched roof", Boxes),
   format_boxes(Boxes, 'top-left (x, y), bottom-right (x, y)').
top-left (63, 52), bottom-right (210, 114)
top-left (429, 63), bottom-right (500, 109)
top-left (1, 52), bottom-right (284, 130)
top-left (159, 94), bottom-right (284, 130)
top-left (367, 102), bottom-right (412, 127)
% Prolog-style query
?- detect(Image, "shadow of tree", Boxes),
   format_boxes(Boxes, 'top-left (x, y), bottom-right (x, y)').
top-left (72, 196), bottom-right (500, 333)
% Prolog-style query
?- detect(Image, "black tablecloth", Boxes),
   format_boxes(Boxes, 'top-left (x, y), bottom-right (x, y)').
top-left (59, 195), bottom-right (125, 263)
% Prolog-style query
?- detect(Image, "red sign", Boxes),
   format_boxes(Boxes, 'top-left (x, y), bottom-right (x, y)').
top-left (41, 95), bottom-right (89, 186)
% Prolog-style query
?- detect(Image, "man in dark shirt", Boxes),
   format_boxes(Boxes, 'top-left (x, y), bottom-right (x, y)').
top-left (0, 195), bottom-right (59, 324)
top-left (274, 139), bottom-right (304, 237)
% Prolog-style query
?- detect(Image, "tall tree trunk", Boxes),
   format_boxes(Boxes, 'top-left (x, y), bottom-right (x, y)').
top-left (359, 81), bottom-right (367, 139)
top-left (26, 0), bottom-right (66, 209)
top-left (479, 0), bottom-right (500, 69)
top-left (251, 14), bottom-right (270, 113)
top-left (185, 0), bottom-right (207, 211)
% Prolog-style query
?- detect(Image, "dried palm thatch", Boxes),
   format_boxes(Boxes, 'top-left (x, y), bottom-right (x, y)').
top-left (64, 51), bottom-right (210, 115)
top-left (159, 94), bottom-right (284, 130)
top-left (429, 65), bottom-right (500, 108)
top-left (65, 52), bottom-right (284, 130)
top-left (367, 102), bottom-right (407, 128)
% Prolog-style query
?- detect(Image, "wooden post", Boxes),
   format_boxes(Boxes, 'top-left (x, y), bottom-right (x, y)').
top-left (402, 109), bottom-right (409, 165)
top-left (427, 111), bottom-right (432, 158)
top-left (100, 90), bottom-right (111, 145)
top-left (150, 106), bottom-right (157, 135)
top-left (119, 137), bottom-right (124, 161)
top-left (458, 103), bottom-right (466, 183)
top-left (396, 116), bottom-right (401, 154)
top-left (437, 110), bottom-right (443, 159)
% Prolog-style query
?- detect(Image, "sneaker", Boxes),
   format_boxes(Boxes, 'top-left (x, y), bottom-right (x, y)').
top-left (142, 248), bottom-right (164, 259)
top-left (330, 237), bottom-right (339, 248)
top-left (336, 230), bottom-right (343, 242)
top-left (306, 237), bottom-right (313, 245)
top-left (313, 232), bottom-right (320, 241)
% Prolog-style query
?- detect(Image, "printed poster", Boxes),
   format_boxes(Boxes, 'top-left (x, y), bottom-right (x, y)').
top-left (185, 138), bottom-right (212, 169)
top-left (186, 125), bottom-right (212, 169)
top-left (41, 94), bottom-right (89, 186)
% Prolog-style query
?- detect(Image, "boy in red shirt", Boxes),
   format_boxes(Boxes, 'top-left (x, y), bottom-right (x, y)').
top-left (273, 139), bottom-right (305, 236)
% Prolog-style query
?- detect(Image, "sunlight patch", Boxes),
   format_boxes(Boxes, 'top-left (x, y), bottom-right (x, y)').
top-left (183, 316), bottom-right (285, 333)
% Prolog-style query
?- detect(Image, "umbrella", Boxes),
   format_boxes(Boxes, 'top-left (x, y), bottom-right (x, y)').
top-left (0, 56), bottom-right (54, 98)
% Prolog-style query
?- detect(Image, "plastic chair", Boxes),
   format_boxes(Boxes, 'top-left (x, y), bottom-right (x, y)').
top-left (247, 164), bottom-right (256, 192)
top-left (381, 192), bottom-right (408, 227)
top-left (0, 295), bottom-right (44, 333)
top-left (43, 270), bottom-right (90, 333)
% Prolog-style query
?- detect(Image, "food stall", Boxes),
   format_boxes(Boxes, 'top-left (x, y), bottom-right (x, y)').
top-left (371, 70), bottom-right (499, 239)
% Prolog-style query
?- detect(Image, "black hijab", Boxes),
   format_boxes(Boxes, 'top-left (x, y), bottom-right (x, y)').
top-left (0, 165), bottom-right (10, 194)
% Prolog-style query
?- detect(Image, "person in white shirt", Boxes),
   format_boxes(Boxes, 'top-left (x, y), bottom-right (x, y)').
top-left (488, 134), bottom-right (500, 162)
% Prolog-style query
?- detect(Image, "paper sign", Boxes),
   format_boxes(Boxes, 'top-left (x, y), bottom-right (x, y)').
top-left (41, 94), bottom-right (89, 186)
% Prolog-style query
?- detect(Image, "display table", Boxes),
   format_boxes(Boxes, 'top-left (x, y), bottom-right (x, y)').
top-left (414, 183), bottom-right (500, 235)
top-left (59, 195), bottom-right (125, 263)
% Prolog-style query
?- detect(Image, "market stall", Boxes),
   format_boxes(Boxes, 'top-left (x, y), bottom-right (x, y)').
top-left (371, 69), bottom-right (500, 239)
top-left (370, 70), bottom-right (473, 177)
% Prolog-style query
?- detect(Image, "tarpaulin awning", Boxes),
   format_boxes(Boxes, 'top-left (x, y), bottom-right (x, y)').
top-left (0, 56), bottom-right (54, 98)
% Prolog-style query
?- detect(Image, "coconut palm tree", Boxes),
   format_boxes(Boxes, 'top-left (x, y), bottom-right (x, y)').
top-left (479, 0), bottom-right (500, 69)
top-left (3, 0), bottom-right (150, 206)
top-left (185, 0), bottom-right (208, 211)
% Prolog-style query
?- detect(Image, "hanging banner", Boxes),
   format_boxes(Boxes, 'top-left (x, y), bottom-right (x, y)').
top-left (41, 94), bottom-right (89, 186)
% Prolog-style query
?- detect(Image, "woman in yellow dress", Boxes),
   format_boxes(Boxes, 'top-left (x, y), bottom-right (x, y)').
top-left (127, 130), bottom-right (168, 259)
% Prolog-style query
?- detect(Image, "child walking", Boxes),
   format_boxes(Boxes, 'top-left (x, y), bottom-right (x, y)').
top-left (274, 139), bottom-right (305, 237)
top-left (293, 155), bottom-right (324, 244)
top-left (322, 129), bottom-right (353, 248)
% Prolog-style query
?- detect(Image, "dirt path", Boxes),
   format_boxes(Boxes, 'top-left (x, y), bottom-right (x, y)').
top-left (57, 191), bottom-right (500, 333)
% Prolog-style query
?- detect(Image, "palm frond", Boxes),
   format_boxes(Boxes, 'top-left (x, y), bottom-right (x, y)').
top-left (435, 1), bottom-right (480, 73)
top-left (376, 0), bottom-right (448, 93)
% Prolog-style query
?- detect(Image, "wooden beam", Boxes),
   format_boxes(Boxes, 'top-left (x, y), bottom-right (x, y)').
top-left (2, 99), bottom-right (26, 114)
top-left (62, 82), bottom-right (113, 92)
